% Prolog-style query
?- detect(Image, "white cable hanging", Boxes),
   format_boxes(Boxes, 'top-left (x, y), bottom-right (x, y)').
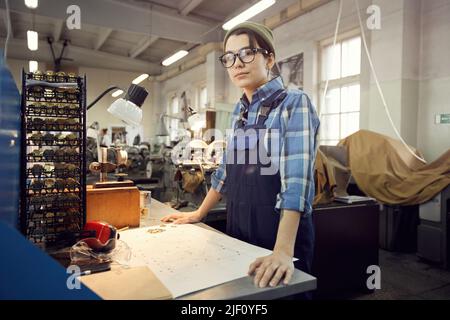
top-left (321, 0), bottom-right (426, 164)
top-left (3, 0), bottom-right (11, 61)
top-left (354, 0), bottom-right (426, 163)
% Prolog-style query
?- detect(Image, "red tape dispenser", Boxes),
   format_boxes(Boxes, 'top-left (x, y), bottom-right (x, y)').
top-left (82, 221), bottom-right (119, 253)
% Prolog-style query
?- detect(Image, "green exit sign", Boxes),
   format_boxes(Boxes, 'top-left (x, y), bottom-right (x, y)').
top-left (435, 114), bottom-right (450, 124)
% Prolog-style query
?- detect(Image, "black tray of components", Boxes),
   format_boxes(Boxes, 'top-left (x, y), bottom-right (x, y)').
top-left (19, 70), bottom-right (87, 249)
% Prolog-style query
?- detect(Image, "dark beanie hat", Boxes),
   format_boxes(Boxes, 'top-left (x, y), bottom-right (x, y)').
top-left (223, 21), bottom-right (275, 56)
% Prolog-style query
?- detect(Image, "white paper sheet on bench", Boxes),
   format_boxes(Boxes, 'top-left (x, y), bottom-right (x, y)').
top-left (119, 224), bottom-right (273, 298)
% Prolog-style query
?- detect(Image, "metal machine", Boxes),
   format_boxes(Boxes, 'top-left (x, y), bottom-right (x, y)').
top-left (88, 146), bottom-right (130, 187)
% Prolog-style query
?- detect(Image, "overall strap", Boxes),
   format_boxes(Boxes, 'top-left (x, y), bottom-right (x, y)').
top-left (235, 105), bottom-right (247, 129)
top-left (256, 89), bottom-right (288, 126)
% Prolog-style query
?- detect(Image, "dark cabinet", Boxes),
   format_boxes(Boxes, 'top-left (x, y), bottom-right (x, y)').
top-left (312, 201), bottom-right (380, 298)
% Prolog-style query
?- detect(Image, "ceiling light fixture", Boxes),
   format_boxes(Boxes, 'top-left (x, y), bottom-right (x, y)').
top-left (29, 60), bottom-right (38, 73)
top-left (132, 73), bottom-right (149, 85)
top-left (27, 30), bottom-right (38, 51)
top-left (162, 50), bottom-right (189, 67)
top-left (222, 0), bottom-right (276, 30)
top-left (25, 0), bottom-right (38, 9)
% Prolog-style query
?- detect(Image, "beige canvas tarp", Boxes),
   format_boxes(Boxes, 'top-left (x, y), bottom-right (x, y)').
top-left (335, 130), bottom-right (450, 205)
top-left (313, 146), bottom-right (352, 205)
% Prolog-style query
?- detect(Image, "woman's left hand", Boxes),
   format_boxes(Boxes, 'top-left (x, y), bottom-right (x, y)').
top-left (248, 250), bottom-right (294, 288)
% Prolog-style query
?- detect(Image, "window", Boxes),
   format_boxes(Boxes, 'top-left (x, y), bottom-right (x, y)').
top-left (168, 95), bottom-right (179, 141)
top-left (319, 34), bottom-right (361, 146)
top-left (199, 86), bottom-right (207, 110)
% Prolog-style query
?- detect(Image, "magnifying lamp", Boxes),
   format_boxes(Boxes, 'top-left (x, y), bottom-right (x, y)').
top-left (87, 84), bottom-right (148, 126)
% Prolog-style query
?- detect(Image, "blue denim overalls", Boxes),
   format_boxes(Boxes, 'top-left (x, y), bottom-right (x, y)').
top-left (225, 88), bottom-right (315, 279)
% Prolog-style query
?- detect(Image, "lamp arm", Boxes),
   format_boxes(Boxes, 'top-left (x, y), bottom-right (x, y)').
top-left (87, 86), bottom-right (123, 110)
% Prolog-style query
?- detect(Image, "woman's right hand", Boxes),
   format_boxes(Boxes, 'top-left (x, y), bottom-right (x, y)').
top-left (160, 210), bottom-right (203, 224)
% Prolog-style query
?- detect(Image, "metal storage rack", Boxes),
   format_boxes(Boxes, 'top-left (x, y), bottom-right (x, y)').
top-left (19, 70), bottom-right (87, 249)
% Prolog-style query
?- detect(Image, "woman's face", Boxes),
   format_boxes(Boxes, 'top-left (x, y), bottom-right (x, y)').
top-left (224, 34), bottom-right (274, 91)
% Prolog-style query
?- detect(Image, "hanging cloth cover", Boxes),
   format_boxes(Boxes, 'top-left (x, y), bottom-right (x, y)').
top-left (337, 130), bottom-right (450, 205)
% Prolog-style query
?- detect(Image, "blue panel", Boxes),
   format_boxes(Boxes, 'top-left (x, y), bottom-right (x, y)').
top-left (0, 221), bottom-right (100, 299)
top-left (0, 51), bottom-right (21, 229)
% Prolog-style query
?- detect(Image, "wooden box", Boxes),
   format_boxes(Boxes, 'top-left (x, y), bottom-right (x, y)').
top-left (86, 186), bottom-right (140, 229)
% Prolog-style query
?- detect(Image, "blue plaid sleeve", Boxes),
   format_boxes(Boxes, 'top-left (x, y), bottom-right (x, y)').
top-left (210, 148), bottom-right (227, 194)
top-left (275, 92), bottom-right (320, 217)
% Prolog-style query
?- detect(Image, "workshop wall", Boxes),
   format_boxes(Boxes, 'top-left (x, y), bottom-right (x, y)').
top-left (273, 0), bottom-right (449, 161)
top-left (274, 0), bottom-right (403, 143)
top-left (417, 0), bottom-right (450, 161)
top-left (157, 63), bottom-right (206, 117)
top-left (155, 0), bottom-right (422, 151)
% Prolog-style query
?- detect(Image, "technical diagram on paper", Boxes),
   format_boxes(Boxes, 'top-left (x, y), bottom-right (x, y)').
top-left (119, 224), bottom-right (276, 298)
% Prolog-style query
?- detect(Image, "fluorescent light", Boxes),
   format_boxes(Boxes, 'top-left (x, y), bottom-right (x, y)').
top-left (27, 30), bottom-right (38, 51)
top-left (25, 0), bottom-right (38, 9)
top-left (162, 50), bottom-right (189, 67)
top-left (111, 89), bottom-right (124, 98)
top-left (29, 61), bottom-right (38, 73)
top-left (132, 73), bottom-right (149, 84)
top-left (222, 0), bottom-right (276, 30)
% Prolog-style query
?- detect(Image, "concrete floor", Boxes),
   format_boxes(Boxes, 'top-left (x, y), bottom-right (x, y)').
top-left (344, 249), bottom-right (450, 300)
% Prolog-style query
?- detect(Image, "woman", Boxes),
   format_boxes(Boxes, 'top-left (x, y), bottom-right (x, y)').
top-left (162, 21), bottom-right (320, 291)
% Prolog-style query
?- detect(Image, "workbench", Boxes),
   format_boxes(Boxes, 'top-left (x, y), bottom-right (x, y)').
top-left (197, 199), bottom-right (380, 298)
top-left (84, 199), bottom-right (317, 300)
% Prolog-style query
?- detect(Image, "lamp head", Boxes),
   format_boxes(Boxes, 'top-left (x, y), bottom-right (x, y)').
top-left (107, 84), bottom-right (148, 126)
top-left (188, 113), bottom-right (206, 131)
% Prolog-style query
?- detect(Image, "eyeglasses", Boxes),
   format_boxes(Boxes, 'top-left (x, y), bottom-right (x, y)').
top-left (219, 47), bottom-right (269, 68)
